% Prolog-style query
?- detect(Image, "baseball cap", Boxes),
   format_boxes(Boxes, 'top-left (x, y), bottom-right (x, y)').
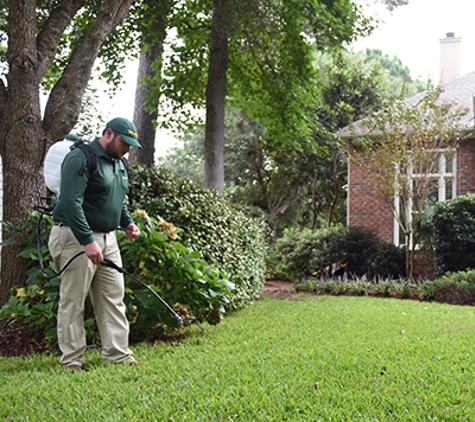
top-left (106, 117), bottom-right (142, 148)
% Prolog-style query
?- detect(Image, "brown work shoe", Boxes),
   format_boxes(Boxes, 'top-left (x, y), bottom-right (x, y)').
top-left (128, 358), bottom-right (145, 365)
top-left (67, 364), bottom-right (82, 371)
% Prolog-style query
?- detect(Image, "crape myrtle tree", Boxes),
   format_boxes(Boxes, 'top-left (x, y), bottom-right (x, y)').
top-left (350, 85), bottom-right (467, 281)
top-left (0, 0), bottom-right (136, 306)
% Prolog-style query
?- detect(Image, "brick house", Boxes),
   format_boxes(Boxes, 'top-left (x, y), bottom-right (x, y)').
top-left (338, 65), bottom-right (475, 251)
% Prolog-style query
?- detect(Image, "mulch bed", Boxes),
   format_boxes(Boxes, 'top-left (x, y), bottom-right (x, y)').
top-left (0, 320), bottom-right (54, 357)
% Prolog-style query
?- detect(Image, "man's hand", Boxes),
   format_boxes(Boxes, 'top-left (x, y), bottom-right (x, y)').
top-left (84, 241), bottom-right (103, 265)
top-left (125, 223), bottom-right (141, 239)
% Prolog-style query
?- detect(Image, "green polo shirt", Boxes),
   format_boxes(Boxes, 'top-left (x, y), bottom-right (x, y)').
top-left (53, 139), bottom-right (133, 245)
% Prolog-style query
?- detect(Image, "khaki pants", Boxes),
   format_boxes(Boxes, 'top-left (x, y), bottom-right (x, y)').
top-left (49, 226), bottom-right (134, 366)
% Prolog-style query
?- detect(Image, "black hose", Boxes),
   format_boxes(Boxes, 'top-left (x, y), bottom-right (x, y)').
top-left (34, 204), bottom-right (85, 280)
top-left (101, 257), bottom-right (183, 326)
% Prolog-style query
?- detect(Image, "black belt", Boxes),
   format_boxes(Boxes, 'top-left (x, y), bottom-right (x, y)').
top-left (54, 221), bottom-right (69, 227)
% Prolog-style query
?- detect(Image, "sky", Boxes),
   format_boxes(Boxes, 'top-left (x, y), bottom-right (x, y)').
top-left (351, 0), bottom-right (475, 80)
top-left (106, 0), bottom-right (475, 157)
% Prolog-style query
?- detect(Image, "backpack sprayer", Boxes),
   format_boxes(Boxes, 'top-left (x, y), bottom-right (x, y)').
top-left (37, 137), bottom-right (183, 326)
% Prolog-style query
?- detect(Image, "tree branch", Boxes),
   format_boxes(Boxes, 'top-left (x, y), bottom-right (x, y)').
top-left (43, 0), bottom-right (134, 143)
top-left (36, 0), bottom-right (88, 79)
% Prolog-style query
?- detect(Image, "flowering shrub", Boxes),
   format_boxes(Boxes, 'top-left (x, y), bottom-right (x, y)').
top-left (119, 211), bottom-right (234, 338)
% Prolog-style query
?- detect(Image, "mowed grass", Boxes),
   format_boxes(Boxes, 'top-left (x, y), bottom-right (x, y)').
top-left (2, 294), bottom-right (475, 421)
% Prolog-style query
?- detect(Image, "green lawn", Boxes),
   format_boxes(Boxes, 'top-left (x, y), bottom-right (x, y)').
top-left (2, 295), bottom-right (475, 421)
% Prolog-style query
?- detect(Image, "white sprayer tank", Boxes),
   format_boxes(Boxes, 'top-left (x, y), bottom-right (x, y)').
top-left (44, 139), bottom-right (74, 195)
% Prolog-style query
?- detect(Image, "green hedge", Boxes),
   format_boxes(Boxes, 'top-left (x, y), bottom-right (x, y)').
top-left (129, 164), bottom-right (267, 309)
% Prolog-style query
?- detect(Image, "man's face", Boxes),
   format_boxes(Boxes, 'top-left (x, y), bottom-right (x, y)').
top-left (105, 130), bottom-right (130, 159)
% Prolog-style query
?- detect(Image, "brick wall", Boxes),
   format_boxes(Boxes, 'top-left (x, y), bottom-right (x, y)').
top-left (456, 138), bottom-right (475, 196)
top-left (348, 159), bottom-right (394, 243)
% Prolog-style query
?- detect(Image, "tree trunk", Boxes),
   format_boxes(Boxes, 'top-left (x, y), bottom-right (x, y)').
top-left (204, 0), bottom-right (229, 191)
top-left (130, 49), bottom-right (160, 167)
top-left (130, 0), bottom-right (172, 166)
top-left (311, 170), bottom-right (318, 231)
top-left (0, 0), bottom-right (133, 306)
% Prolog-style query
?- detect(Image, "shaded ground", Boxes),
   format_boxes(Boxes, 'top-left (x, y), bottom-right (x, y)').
top-left (262, 280), bottom-right (296, 299)
top-left (0, 320), bottom-right (52, 358)
top-left (0, 281), bottom-right (297, 358)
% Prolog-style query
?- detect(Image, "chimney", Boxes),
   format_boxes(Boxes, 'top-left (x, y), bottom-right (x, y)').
top-left (439, 32), bottom-right (461, 84)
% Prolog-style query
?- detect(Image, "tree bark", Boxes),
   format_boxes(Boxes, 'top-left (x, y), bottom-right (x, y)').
top-left (130, 0), bottom-right (172, 167)
top-left (0, 0), bottom-right (133, 306)
top-left (130, 49), bottom-right (159, 167)
top-left (204, 0), bottom-right (229, 192)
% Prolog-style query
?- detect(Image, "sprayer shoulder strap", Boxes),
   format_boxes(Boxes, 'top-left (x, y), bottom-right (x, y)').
top-left (71, 139), bottom-right (97, 176)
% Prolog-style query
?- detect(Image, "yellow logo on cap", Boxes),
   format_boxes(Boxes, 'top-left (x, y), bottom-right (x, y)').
top-left (127, 129), bottom-right (138, 138)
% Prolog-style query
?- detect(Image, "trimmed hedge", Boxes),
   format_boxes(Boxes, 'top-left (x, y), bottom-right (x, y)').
top-left (129, 164), bottom-right (268, 309)
top-left (417, 269), bottom-right (475, 305)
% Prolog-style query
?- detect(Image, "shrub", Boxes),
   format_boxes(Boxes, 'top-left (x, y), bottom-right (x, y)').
top-left (368, 242), bottom-right (406, 278)
top-left (274, 225), bottom-right (404, 282)
top-left (417, 269), bottom-right (475, 305)
top-left (0, 197), bottom-right (247, 342)
top-left (119, 212), bottom-right (234, 338)
top-left (424, 194), bottom-right (475, 276)
top-left (130, 164), bottom-right (268, 309)
top-left (0, 212), bottom-right (64, 344)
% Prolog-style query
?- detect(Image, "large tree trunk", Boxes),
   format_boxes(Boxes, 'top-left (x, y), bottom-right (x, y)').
top-left (130, 0), bottom-right (172, 166)
top-left (0, 0), bottom-right (133, 306)
top-left (204, 0), bottom-right (230, 191)
top-left (130, 49), bottom-right (159, 167)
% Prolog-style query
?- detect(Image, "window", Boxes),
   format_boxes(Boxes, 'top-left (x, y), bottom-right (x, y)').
top-left (394, 151), bottom-right (456, 246)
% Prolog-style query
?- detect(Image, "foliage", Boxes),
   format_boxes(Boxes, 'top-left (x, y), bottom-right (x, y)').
top-left (363, 48), bottom-right (426, 97)
top-left (295, 274), bottom-right (417, 298)
top-left (417, 269), bottom-right (475, 305)
top-left (368, 241), bottom-right (406, 279)
top-left (273, 225), bottom-right (405, 282)
top-left (421, 194), bottom-right (475, 277)
top-left (0, 212), bottom-right (62, 344)
top-left (164, 49), bottom-right (423, 237)
top-left (350, 83), bottom-right (468, 280)
top-left (118, 211), bottom-right (234, 338)
top-left (158, 0), bottom-right (374, 146)
top-left (38, 1), bottom-right (140, 94)
top-left (129, 163), bottom-right (268, 309)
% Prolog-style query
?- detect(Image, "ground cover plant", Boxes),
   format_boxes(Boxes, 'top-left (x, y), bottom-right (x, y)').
top-left (2, 293), bottom-right (475, 421)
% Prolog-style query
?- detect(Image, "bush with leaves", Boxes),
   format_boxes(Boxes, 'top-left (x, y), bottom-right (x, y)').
top-left (417, 269), bottom-right (475, 305)
top-left (0, 211), bottom-right (63, 344)
top-left (274, 225), bottom-right (405, 281)
top-left (421, 194), bottom-right (475, 277)
top-left (129, 163), bottom-right (268, 309)
top-left (119, 211), bottom-right (234, 339)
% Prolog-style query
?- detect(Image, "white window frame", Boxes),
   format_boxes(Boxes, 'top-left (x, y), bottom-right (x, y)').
top-left (394, 150), bottom-right (456, 247)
